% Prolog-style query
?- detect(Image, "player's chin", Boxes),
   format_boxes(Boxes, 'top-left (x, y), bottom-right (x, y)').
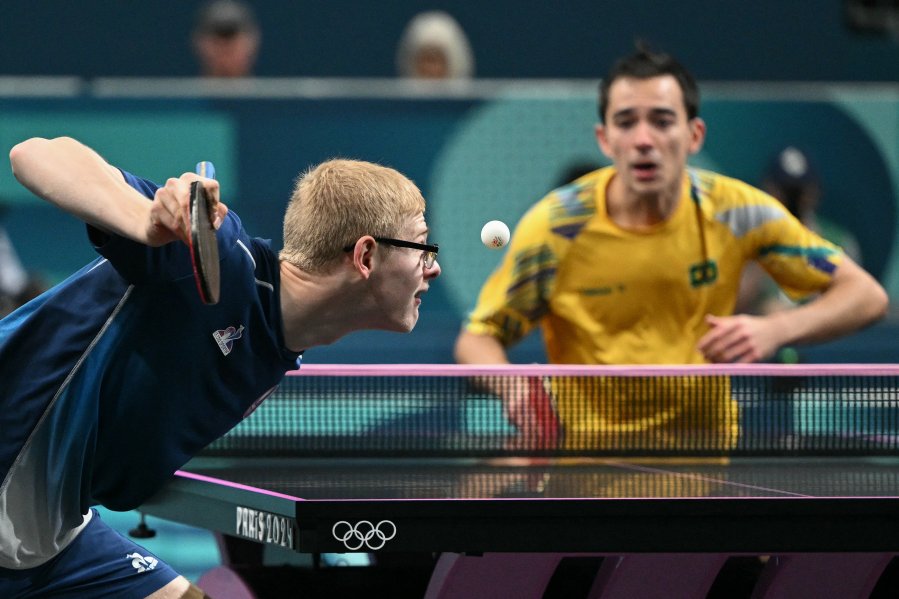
top-left (382, 307), bottom-right (419, 333)
top-left (400, 308), bottom-right (421, 332)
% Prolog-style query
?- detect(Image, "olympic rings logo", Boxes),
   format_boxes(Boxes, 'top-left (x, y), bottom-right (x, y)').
top-left (332, 520), bottom-right (397, 550)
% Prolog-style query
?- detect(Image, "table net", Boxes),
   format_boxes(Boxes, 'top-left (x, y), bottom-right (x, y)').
top-left (202, 364), bottom-right (899, 458)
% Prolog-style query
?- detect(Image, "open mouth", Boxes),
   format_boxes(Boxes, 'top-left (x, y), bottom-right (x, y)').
top-left (633, 162), bottom-right (658, 180)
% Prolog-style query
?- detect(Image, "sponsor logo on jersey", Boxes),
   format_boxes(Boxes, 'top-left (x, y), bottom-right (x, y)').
top-left (689, 259), bottom-right (719, 287)
top-left (213, 325), bottom-right (245, 356)
top-left (126, 552), bottom-right (158, 573)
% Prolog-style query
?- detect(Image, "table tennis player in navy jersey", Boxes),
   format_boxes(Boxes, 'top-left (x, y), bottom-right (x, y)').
top-left (0, 136), bottom-right (440, 598)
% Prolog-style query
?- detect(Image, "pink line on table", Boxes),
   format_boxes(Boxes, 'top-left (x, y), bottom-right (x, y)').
top-left (174, 469), bottom-right (305, 501)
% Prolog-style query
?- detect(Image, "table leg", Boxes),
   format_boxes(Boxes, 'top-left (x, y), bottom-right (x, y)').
top-left (424, 553), bottom-right (568, 599)
top-left (752, 553), bottom-right (893, 599)
top-left (587, 554), bottom-right (728, 599)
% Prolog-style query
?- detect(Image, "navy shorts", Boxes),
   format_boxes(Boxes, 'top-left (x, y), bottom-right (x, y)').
top-left (0, 509), bottom-right (180, 598)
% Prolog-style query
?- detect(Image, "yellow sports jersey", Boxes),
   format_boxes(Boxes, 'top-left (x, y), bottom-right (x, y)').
top-left (465, 167), bottom-right (841, 450)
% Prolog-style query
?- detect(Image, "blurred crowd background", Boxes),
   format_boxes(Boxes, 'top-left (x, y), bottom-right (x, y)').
top-left (1, 1), bottom-right (896, 80)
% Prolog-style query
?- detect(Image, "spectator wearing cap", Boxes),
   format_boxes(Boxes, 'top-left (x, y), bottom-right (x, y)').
top-left (0, 204), bottom-right (47, 317)
top-left (762, 146), bottom-right (862, 263)
top-left (395, 11), bottom-right (475, 79)
top-left (192, 0), bottom-right (260, 78)
top-left (737, 146), bottom-right (864, 339)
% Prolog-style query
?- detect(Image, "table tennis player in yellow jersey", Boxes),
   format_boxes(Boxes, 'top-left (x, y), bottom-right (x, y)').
top-left (454, 43), bottom-right (888, 452)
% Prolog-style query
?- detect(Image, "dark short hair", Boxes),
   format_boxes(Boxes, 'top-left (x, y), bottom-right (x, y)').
top-left (598, 42), bottom-right (700, 123)
top-left (195, 0), bottom-right (258, 38)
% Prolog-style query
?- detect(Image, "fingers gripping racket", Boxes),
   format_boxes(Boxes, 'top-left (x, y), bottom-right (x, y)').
top-left (189, 161), bottom-right (220, 305)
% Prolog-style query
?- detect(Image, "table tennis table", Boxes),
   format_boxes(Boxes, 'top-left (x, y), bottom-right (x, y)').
top-left (137, 365), bottom-right (899, 598)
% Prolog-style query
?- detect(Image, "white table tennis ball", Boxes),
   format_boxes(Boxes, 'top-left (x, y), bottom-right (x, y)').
top-left (481, 220), bottom-right (511, 249)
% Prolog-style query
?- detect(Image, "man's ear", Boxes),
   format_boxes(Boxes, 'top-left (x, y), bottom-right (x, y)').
top-left (595, 123), bottom-right (613, 160)
top-left (348, 237), bottom-right (377, 280)
top-left (688, 117), bottom-right (707, 155)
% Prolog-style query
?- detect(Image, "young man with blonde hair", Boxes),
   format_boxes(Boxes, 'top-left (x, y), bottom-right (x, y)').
top-left (1, 137), bottom-right (440, 597)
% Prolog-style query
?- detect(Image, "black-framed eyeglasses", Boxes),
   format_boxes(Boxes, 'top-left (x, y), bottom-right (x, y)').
top-left (343, 237), bottom-right (439, 269)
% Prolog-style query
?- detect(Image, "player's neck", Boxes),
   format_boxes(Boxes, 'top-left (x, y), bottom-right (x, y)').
top-left (606, 175), bottom-right (680, 229)
top-left (278, 262), bottom-right (364, 352)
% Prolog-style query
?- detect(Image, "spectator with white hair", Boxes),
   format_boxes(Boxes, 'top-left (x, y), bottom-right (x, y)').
top-left (396, 11), bottom-right (475, 79)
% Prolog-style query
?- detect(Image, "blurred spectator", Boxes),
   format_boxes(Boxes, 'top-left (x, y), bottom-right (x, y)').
top-left (192, 0), bottom-right (260, 78)
top-left (763, 146), bottom-right (861, 262)
top-left (738, 146), bottom-right (863, 318)
top-left (0, 226), bottom-right (28, 315)
top-left (395, 11), bottom-right (475, 79)
top-left (0, 211), bottom-right (45, 317)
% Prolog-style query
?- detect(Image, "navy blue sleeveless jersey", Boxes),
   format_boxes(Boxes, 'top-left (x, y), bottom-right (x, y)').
top-left (0, 170), bottom-right (301, 568)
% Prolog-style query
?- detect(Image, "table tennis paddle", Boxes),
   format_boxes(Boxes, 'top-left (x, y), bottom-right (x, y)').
top-left (189, 161), bottom-right (220, 305)
top-left (526, 376), bottom-right (560, 449)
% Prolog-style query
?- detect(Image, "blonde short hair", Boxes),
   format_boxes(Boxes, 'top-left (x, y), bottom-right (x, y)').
top-left (280, 159), bottom-right (426, 272)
